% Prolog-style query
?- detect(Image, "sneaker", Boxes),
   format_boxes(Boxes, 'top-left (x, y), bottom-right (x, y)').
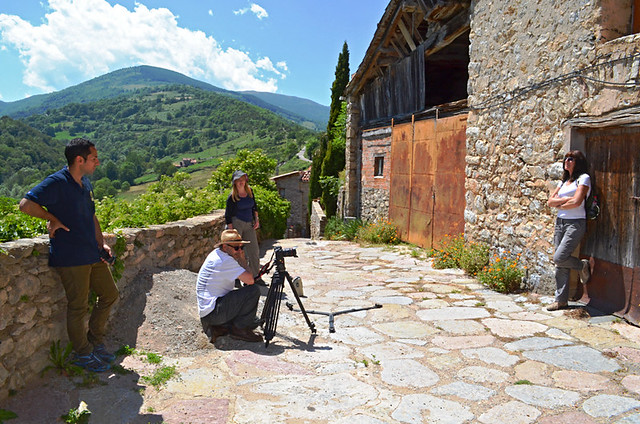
top-left (93, 344), bottom-right (116, 363)
top-left (73, 352), bottom-right (110, 373)
top-left (546, 302), bottom-right (568, 312)
top-left (579, 259), bottom-right (591, 284)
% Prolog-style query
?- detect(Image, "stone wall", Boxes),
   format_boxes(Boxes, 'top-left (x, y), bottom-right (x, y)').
top-left (310, 200), bottom-right (326, 239)
top-left (465, 0), bottom-right (640, 292)
top-left (0, 211), bottom-right (226, 398)
top-left (359, 127), bottom-right (392, 222)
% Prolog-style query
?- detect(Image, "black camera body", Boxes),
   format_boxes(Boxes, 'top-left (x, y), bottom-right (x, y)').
top-left (274, 246), bottom-right (297, 260)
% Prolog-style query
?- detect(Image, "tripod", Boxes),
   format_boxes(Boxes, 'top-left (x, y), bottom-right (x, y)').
top-left (260, 247), bottom-right (316, 347)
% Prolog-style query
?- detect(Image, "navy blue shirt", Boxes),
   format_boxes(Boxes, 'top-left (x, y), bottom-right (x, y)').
top-left (225, 194), bottom-right (257, 224)
top-left (25, 167), bottom-right (101, 267)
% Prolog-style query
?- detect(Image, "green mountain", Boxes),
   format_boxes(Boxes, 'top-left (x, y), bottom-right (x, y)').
top-left (13, 84), bottom-right (317, 199)
top-left (0, 65), bottom-right (329, 131)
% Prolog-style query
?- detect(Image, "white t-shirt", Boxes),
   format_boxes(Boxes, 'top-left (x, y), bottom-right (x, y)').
top-left (556, 173), bottom-right (591, 219)
top-left (196, 248), bottom-right (246, 318)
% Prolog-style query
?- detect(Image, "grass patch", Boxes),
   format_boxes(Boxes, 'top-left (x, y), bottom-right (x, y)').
top-left (141, 365), bottom-right (177, 388)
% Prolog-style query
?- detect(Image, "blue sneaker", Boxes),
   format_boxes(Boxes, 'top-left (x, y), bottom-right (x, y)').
top-left (73, 352), bottom-right (110, 373)
top-left (93, 344), bottom-right (116, 363)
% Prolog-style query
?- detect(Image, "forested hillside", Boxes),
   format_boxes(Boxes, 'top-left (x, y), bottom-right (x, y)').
top-left (0, 65), bottom-right (328, 131)
top-left (1, 85), bottom-right (317, 199)
top-left (0, 117), bottom-right (65, 198)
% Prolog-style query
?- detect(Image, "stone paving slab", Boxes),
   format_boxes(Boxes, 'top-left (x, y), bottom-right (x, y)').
top-left (5, 238), bottom-right (640, 423)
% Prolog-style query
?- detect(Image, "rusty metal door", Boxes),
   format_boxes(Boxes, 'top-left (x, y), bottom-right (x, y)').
top-left (580, 127), bottom-right (640, 323)
top-left (389, 114), bottom-right (467, 249)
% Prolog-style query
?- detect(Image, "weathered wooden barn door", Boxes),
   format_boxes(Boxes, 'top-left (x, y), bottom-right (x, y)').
top-left (580, 127), bottom-right (640, 324)
top-left (388, 114), bottom-right (467, 249)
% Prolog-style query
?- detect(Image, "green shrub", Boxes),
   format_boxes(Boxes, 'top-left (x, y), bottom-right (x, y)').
top-left (0, 196), bottom-right (47, 242)
top-left (477, 252), bottom-right (524, 293)
top-left (324, 216), bottom-right (362, 241)
top-left (253, 185), bottom-right (290, 239)
top-left (459, 241), bottom-right (490, 275)
top-left (356, 220), bottom-right (399, 245)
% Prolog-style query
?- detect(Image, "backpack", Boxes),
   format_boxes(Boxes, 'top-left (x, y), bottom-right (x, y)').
top-left (585, 188), bottom-right (600, 220)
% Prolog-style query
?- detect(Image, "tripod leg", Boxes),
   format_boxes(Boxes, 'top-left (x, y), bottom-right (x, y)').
top-left (284, 272), bottom-right (316, 334)
top-left (261, 271), bottom-right (285, 347)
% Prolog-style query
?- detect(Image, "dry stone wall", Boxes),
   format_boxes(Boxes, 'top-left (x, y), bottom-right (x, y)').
top-left (0, 211), bottom-right (225, 398)
top-left (465, 0), bottom-right (640, 292)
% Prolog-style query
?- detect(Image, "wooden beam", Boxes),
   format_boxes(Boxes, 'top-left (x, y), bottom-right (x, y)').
top-left (398, 18), bottom-right (417, 51)
top-left (421, 7), bottom-right (470, 56)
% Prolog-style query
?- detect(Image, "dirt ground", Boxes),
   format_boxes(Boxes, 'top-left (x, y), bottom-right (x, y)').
top-left (108, 268), bottom-right (212, 357)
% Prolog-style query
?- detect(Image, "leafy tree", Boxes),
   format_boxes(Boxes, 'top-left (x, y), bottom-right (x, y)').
top-left (207, 149), bottom-right (277, 192)
top-left (154, 159), bottom-right (177, 177)
top-left (103, 161), bottom-right (119, 180)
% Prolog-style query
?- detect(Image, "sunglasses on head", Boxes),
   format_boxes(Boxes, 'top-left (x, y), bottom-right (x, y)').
top-left (226, 244), bottom-right (244, 251)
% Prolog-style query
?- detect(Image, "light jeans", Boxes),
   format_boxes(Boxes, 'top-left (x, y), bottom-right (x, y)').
top-left (553, 218), bottom-right (587, 304)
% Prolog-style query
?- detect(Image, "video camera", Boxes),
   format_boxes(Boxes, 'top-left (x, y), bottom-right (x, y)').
top-left (274, 246), bottom-right (297, 260)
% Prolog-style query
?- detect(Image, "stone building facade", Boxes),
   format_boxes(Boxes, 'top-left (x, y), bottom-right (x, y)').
top-left (344, 0), bottom-right (640, 305)
top-left (465, 1), bottom-right (640, 295)
top-left (272, 169), bottom-right (310, 238)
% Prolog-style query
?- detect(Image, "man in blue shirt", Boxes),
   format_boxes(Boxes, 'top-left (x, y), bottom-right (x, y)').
top-left (20, 138), bottom-right (118, 373)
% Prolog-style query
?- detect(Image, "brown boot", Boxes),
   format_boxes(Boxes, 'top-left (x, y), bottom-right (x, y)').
top-left (206, 325), bottom-right (229, 344)
top-left (230, 326), bottom-right (263, 343)
top-left (546, 302), bottom-right (568, 311)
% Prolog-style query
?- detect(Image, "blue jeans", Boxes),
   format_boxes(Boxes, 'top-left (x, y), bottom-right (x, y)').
top-left (553, 218), bottom-right (586, 303)
top-left (200, 284), bottom-right (260, 330)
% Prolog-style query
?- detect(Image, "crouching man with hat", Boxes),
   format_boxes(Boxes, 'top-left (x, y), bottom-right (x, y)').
top-left (196, 229), bottom-right (263, 343)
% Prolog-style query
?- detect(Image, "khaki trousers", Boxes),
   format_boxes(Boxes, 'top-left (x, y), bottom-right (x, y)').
top-left (56, 262), bottom-right (119, 354)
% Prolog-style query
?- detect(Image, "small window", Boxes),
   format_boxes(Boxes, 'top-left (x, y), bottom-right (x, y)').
top-left (374, 156), bottom-right (384, 177)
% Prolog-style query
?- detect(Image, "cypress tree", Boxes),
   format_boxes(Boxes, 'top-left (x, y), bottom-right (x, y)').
top-left (327, 42), bottom-right (350, 133)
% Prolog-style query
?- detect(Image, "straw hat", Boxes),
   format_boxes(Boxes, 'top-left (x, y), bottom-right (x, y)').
top-left (215, 229), bottom-right (251, 248)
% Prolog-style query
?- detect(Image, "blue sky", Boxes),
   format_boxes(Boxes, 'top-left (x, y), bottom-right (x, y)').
top-left (0, 0), bottom-right (389, 106)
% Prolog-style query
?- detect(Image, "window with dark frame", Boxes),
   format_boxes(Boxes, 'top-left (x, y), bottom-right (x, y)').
top-left (374, 156), bottom-right (384, 177)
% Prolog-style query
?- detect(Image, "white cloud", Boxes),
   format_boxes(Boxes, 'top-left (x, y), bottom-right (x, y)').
top-left (0, 0), bottom-right (279, 94)
top-left (233, 3), bottom-right (268, 20)
top-left (208, 9), bottom-right (213, 16)
top-left (249, 4), bottom-right (268, 19)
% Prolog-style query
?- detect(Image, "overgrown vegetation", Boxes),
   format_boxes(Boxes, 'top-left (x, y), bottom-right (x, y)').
top-left (429, 233), bottom-right (525, 293)
top-left (41, 341), bottom-right (82, 377)
top-left (356, 220), bottom-right (400, 245)
top-left (324, 216), bottom-right (362, 241)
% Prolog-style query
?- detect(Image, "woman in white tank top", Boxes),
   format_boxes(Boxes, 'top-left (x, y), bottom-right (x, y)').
top-left (546, 150), bottom-right (592, 311)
